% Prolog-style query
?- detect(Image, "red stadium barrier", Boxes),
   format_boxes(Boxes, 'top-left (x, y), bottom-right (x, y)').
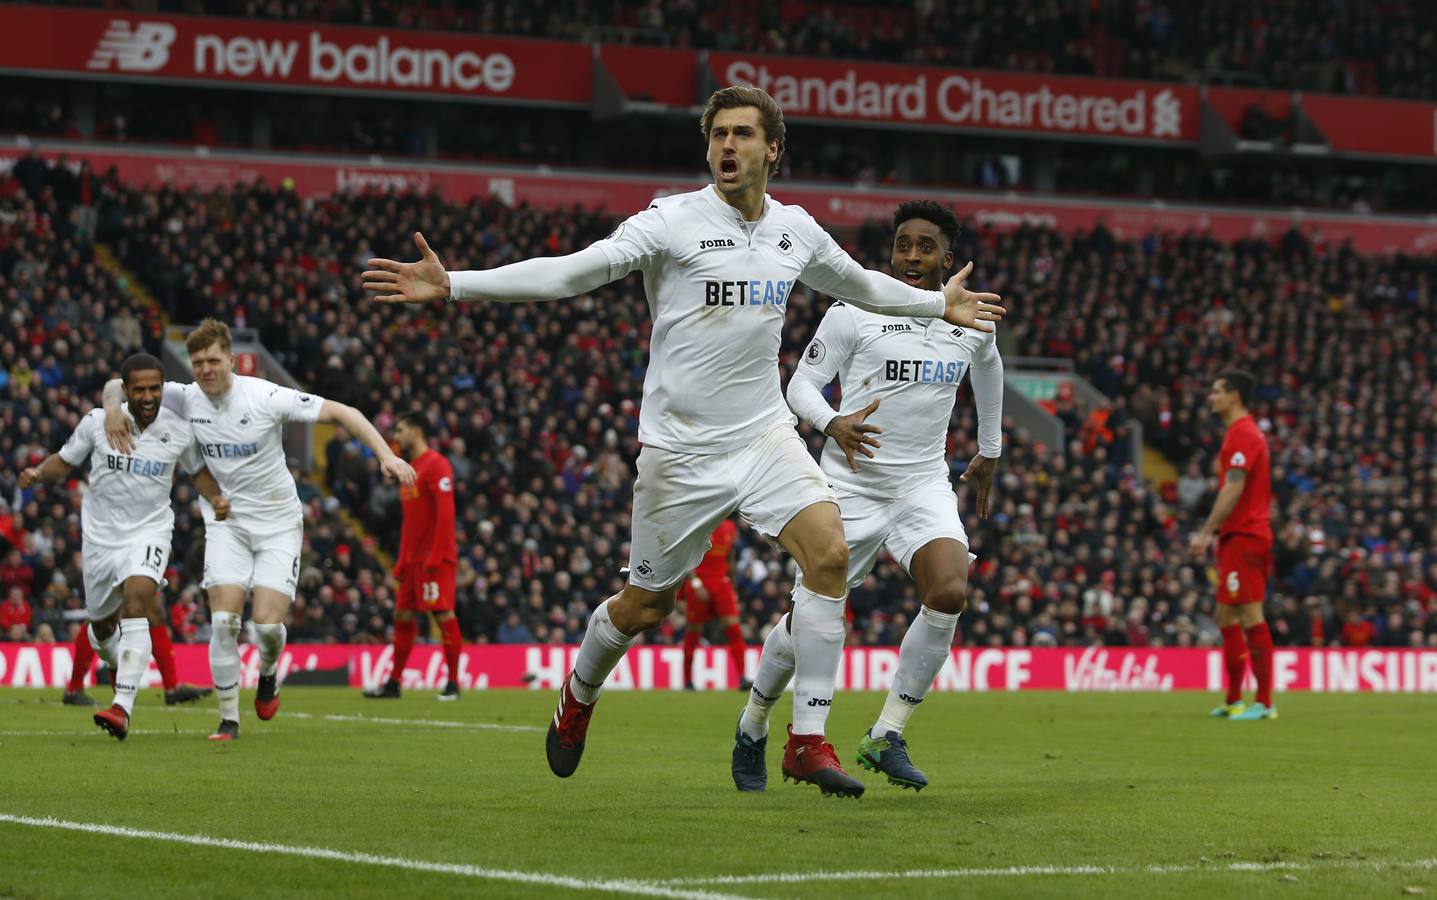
top-left (6, 144), bottom-right (1437, 255)
top-left (6, 643), bottom-right (1436, 693)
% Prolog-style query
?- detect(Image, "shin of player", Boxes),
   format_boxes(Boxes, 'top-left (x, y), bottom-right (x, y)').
top-left (365, 412), bottom-right (461, 701)
top-left (737, 202), bottom-right (1005, 792)
top-left (1191, 371), bottom-right (1276, 721)
top-left (102, 320), bottom-right (415, 740)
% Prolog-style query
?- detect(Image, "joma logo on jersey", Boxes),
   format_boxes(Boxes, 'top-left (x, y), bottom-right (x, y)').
top-left (704, 280), bottom-right (792, 307)
top-left (105, 454), bottom-right (170, 477)
top-left (881, 323), bottom-right (913, 334)
top-left (199, 442), bottom-right (260, 459)
top-left (885, 359), bottom-right (967, 384)
top-left (698, 238), bottom-right (736, 249)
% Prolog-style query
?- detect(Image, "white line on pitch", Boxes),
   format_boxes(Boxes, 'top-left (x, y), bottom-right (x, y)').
top-left (0, 813), bottom-right (752, 900)
top-left (656, 857), bottom-right (1437, 886)
top-left (151, 705), bottom-right (542, 733)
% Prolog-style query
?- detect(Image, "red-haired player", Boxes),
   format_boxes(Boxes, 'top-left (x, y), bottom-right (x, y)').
top-left (365, 412), bottom-right (461, 701)
top-left (678, 519), bottom-right (747, 690)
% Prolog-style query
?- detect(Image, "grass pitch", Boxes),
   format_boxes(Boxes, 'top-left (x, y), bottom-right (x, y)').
top-left (0, 687), bottom-right (1433, 898)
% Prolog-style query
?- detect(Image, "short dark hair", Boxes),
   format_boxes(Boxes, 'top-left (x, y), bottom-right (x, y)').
top-left (120, 353), bottom-right (164, 385)
top-left (1218, 370), bottom-right (1256, 407)
top-left (397, 411), bottom-right (430, 438)
top-left (700, 85), bottom-right (786, 177)
top-left (894, 200), bottom-right (960, 248)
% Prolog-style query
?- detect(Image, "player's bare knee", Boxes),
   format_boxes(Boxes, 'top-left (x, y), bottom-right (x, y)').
top-left (809, 535), bottom-right (849, 585)
top-left (924, 580), bottom-right (968, 615)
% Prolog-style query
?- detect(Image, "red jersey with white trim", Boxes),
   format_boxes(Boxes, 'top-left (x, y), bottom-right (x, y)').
top-left (1217, 415), bottom-right (1272, 542)
top-left (397, 448), bottom-right (457, 569)
top-left (694, 519), bottom-right (737, 583)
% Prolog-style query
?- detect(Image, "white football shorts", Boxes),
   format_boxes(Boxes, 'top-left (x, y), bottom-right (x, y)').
top-left (835, 479), bottom-right (971, 588)
top-left (83, 535), bottom-right (170, 620)
top-left (203, 519), bottom-right (303, 598)
top-left (627, 422), bottom-right (836, 591)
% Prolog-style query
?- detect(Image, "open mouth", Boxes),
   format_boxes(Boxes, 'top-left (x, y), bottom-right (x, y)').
top-left (719, 157), bottom-right (739, 180)
top-left (902, 268), bottom-right (924, 286)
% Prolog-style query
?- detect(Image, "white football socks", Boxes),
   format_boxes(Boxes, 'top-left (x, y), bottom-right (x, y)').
top-left (112, 617), bottom-right (153, 715)
top-left (88, 622), bottom-right (120, 669)
top-left (209, 610), bottom-right (242, 723)
top-left (253, 622), bottom-right (286, 678)
top-left (569, 597), bottom-right (638, 705)
top-left (872, 604), bottom-right (960, 739)
top-left (789, 583), bottom-right (848, 736)
top-left (738, 613), bottom-right (796, 741)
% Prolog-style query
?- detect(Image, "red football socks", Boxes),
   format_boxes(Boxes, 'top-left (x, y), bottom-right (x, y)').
top-left (1220, 624), bottom-right (1248, 705)
top-left (1246, 622), bottom-right (1275, 707)
top-left (723, 623), bottom-right (746, 685)
top-left (150, 625), bottom-right (178, 692)
top-left (392, 618), bottom-right (418, 680)
top-left (68, 629), bottom-right (96, 693)
top-left (439, 617), bottom-right (463, 683)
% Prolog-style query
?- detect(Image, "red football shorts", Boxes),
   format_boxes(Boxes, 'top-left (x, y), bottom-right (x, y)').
top-left (678, 576), bottom-right (739, 625)
top-left (396, 564), bottom-right (457, 613)
top-left (1216, 534), bottom-right (1272, 606)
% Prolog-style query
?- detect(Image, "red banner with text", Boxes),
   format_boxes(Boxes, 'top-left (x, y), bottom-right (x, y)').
top-left (6, 146), bottom-right (1436, 256)
top-left (709, 52), bottom-right (1200, 143)
top-left (5, 644), bottom-right (1436, 693)
top-left (0, 4), bottom-right (589, 104)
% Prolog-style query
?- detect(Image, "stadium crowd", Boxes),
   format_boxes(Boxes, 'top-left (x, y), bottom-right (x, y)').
top-left (3, 156), bottom-right (1435, 653)
top-left (36, 0), bottom-right (1437, 101)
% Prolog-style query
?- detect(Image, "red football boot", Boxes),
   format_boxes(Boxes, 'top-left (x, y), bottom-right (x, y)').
top-left (781, 725), bottom-right (865, 798)
top-left (208, 720), bottom-right (239, 742)
top-left (545, 672), bottom-right (598, 778)
top-left (255, 674), bottom-right (280, 721)
top-left (93, 704), bottom-right (129, 741)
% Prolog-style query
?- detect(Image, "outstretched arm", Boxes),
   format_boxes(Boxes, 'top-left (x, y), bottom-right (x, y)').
top-left (318, 400), bottom-right (417, 486)
top-left (18, 453), bottom-right (74, 488)
top-left (364, 229), bottom-right (630, 305)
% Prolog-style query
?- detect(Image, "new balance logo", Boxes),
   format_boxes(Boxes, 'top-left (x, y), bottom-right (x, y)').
top-left (87, 20), bottom-right (176, 72)
top-left (698, 238), bottom-right (736, 250)
top-left (806, 697), bottom-right (831, 707)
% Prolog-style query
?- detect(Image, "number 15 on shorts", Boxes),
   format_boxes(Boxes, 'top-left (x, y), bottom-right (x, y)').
top-left (141, 545), bottom-right (166, 574)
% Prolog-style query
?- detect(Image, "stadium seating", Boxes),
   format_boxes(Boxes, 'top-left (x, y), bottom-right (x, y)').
top-left (3, 158), bottom-right (1435, 650)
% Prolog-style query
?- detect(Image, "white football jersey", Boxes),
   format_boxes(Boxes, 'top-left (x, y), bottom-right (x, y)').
top-left (162, 375), bottom-right (324, 527)
top-left (59, 405), bottom-right (192, 549)
top-left (592, 187), bottom-right (946, 454)
top-left (789, 302), bottom-right (1004, 498)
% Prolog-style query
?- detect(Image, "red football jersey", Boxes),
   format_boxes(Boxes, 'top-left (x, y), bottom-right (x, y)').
top-left (694, 519), bottom-right (737, 582)
top-left (397, 448), bottom-right (458, 569)
top-left (1217, 415), bottom-right (1272, 541)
